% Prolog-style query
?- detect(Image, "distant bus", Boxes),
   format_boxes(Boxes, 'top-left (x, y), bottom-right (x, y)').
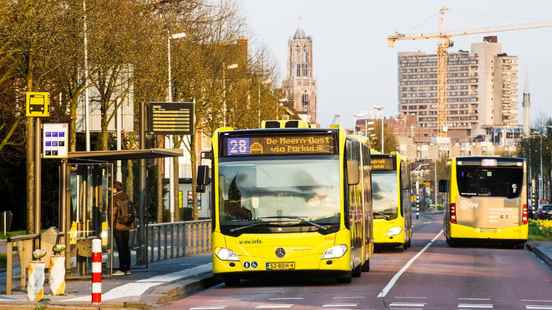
top-left (198, 120), bottom-right (374, 285)
top-left (371, 153), bottom-right (412, 249)
top-left (441, 156), bottom-right (528, 247)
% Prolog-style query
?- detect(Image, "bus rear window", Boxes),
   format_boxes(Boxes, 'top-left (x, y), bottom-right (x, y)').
top-left (457, 166), bottom-right (523, 198)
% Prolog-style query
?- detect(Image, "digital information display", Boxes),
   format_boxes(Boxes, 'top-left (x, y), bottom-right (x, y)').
top-left (224, 134), bottom-right (336, 156)
top-left (370, 156), bottom-right (396, 171)
top-left (148, 102), bottom-right (193, 135)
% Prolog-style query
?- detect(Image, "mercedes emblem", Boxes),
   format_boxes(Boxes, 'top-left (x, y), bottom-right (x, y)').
top-left (275, 247), bottom-right (286, 258)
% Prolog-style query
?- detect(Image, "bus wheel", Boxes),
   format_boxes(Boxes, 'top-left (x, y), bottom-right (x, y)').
top-left (337, 272), bottom-right (352, 284)
top-left (361, 259), bottom-right (370, 272)
top-left (223, 277), bottom-right (240, 287)
top-left (352, 264), bottom-right (362, 277)
top-left (446, 238), bottom-right (457, 247)
top-left (514, 241), bottom-right (526, 249)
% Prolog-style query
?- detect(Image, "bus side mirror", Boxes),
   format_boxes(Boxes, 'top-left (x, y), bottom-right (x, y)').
top-left (438, 180), bottom-right (448, 193)
top-left (347, 160), bottom-right (360, 185)
top-left (197, 165), bottom-right (210, 193)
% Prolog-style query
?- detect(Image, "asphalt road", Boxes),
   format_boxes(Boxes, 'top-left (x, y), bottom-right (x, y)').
top-left (165, 213), bottom-right (552, 310)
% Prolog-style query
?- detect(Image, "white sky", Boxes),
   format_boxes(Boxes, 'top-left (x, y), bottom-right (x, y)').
top-left (237, 0), bottom-right (552, 128)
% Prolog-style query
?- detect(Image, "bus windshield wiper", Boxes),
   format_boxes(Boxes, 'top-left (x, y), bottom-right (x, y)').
top-left (258, 216), bottom-right (328, 230)
top-left (374, 211), bottom-right (393, 220)
top-left (228, 220), bottom-right (270, 233)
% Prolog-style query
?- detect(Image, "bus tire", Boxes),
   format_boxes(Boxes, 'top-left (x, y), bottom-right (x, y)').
top-left (361, 259), bottom-right (370, 272)
top-left (337, 272), bottom-right (352, 284)
top-left (514, 241), bottom-right (526, 249)
top-left (352, 264), bottom-right (362, 278)
top-left (223, 277), bottom-right (240, 287)
top-left (446, 238), bottom-right (457, 247)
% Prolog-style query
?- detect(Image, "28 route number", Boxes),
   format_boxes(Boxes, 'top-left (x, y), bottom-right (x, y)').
top-left (227, 138), bottom-right (250, 155)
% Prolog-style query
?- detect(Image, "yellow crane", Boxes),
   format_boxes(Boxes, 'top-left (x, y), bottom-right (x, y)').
top-left (388, 7), bottom-right (552, 138)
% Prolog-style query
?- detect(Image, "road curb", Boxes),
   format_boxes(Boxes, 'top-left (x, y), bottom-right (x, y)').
top-left (142, 271), bottom-right (220, 307)
top-left (527, 242), bottom-right (552, 269)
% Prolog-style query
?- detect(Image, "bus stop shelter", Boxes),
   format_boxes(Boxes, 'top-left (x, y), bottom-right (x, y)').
top-left (59, 148), bottom-right (182, 277)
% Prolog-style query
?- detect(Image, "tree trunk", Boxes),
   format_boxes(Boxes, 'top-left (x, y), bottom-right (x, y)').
top-left (100, 101), bottom-right (109, 150)
top-left (156, 135), bottom-right (164, 223)
top-left (69, 95), bottom-right (78, 152)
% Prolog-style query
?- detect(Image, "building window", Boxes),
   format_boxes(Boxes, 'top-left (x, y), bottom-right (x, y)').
top-left (302, 92), bottom-right (309, 111)
top-left (296, 64), bottom-right (301, 77)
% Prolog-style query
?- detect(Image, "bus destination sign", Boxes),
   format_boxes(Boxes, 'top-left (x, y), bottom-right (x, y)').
top-left (370, 156), bottom-right (395, 171)
top-left (224, 134), bottom-right (336, 156)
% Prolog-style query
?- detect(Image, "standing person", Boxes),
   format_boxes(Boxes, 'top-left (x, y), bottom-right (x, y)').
top-left (113, 181), bottom-right (132, 275)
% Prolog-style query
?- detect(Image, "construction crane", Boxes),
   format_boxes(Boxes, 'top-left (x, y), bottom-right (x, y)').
top-left (388, 7), bottom-right (552, 138)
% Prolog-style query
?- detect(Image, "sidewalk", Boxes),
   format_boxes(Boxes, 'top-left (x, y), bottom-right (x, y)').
top-left (0, 255), bottom-right (214, 309)
top-left (527, 241), bottom-right (552, 269)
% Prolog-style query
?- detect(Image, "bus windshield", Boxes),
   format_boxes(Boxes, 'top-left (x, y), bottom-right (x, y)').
top-left (218, 157), bottom-right (340, 232)
top-left (372, 171), bottom-right (398, 219)
top-left (457, 166), bottom-right (523, 198)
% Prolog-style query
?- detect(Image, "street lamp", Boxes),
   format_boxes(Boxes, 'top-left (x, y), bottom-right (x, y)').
top-left (373, 105), bottom-right (384, 153)
top-left (166, 31), bottom-right (186, 223)
top-left (167, 31), bottom-right (187, 102)
top-left (222, 63), bottom-right (239, 127)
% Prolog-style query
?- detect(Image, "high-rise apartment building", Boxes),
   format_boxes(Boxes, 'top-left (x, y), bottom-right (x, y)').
top-left (398, 36), bottom-right (518, 140)
top-left (282, 27), bottom-right (317, 124)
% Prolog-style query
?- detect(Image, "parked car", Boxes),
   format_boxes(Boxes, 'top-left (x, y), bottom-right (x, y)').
top-left (537, 204), bottom-right (552, 220)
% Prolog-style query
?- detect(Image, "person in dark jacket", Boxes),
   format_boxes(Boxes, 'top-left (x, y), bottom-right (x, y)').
top-left (113, 181), bottom-right (131, 275)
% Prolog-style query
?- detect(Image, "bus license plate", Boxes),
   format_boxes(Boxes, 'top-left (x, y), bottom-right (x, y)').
top-left (266, 262), bottom-right (295, 271)
top-left (479, 228), bottom-right (497, 232)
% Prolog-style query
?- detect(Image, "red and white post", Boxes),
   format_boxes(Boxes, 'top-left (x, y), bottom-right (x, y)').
top-left (91, 238), bottom-right (102, 304)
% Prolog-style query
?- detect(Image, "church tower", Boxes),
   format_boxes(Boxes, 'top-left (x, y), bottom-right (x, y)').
top-left (283, 27), bottom-right (317, 125)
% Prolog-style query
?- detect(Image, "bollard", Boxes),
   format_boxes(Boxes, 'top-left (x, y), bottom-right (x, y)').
top-left (91, 238), bottom-right (102, 304)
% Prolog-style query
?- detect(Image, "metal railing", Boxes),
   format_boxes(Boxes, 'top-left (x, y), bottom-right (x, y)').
top-left (146, 219), bottom-right (211, 262)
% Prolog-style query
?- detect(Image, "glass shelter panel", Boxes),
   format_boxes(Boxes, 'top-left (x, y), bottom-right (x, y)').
top-left (67, 162), bottom-right (113, 276)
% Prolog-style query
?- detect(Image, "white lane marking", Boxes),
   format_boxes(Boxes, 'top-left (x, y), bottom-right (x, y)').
top-left (255, 305), bottom-right (293, 309)
top-left (523, 300), bottom-right (552, 303)
top-left (458, 298), bottom-right (492, 301)
top-left (66, 263), bottom-right (212, 302)
top-left (322, 304), bottom-right (358, 308)
top-left (190, 307), bottom-right (226, 310)
top-left (268, 297), bottom-right (304, 301)
top-left (333, 296), bottom-right (366, 300)
top-left (526, 306), bottom-right (552, 310)
top-left (395, 296), bottom-right (428, 299)
top-left (457, 304), bottom-right (494, 309)
top-left (389, 302), bottom-right (426, 307)
top-left (377, 230), bottom-right (443, 298)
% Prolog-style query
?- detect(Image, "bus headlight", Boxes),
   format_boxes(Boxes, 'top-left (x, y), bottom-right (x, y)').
top-left (215, 248), bottom-right (240, 261)
top-left (387, 226), bottom-right (402, 237)
top-left (322, 245), bottom-right (347, 259)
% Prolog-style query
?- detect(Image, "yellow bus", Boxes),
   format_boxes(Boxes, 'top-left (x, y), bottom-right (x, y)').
top-left (370, 153), bottom-right (413, 249)
top-left (441, 156), bottom-right (528, 247)
top-left (197, 120), bottom-right (374, 285)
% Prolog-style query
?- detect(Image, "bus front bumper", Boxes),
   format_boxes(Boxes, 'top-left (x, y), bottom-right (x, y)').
top-left (213, 252), bottom-right (352, 274)
top-left (450, 223), bottom-right (528, 240)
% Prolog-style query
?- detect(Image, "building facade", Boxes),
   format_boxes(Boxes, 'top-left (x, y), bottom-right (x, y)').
top-left (282, 27), bottom-right (318, 125)
top-left (398, 36), bottom-right (518, 141)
